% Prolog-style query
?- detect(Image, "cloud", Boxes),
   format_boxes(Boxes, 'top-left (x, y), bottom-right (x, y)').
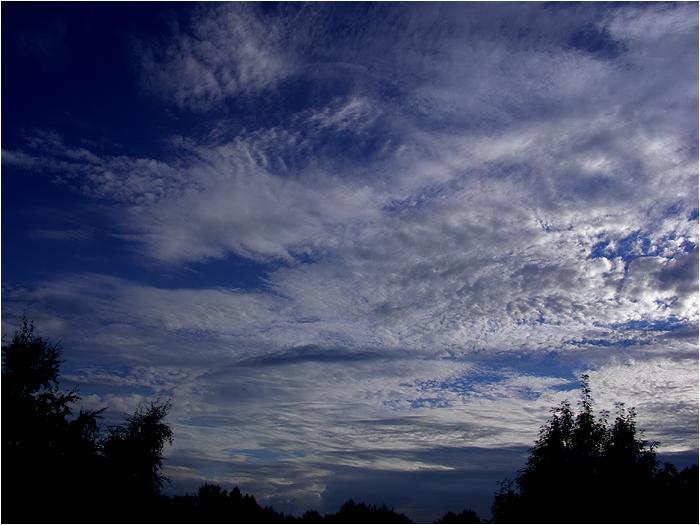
top-left (6, 4), bottom-right (697, 275)
top-left (138, 4), bottom-right (294, 110)
top-left (4, 0), bottom-right (696, 410)
top-left (4, 268), bottom-right (697, 520)
top-left (29, 228), bottom-right (87, 242)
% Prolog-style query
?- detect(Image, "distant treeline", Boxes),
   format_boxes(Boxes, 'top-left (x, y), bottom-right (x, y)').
top-left (158, 487), bottom-right (416, 523)
top-left (2, 320), bottom-right (697, 523)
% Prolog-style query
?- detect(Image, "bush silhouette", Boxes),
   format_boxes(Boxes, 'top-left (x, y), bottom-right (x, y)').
top-left (491, 375), bottom-right (699, 523)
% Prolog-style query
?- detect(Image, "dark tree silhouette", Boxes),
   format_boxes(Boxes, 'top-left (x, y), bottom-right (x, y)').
top-left (435, 509), bottom-right (481, 523)
top-left (103, 402), bottom-right (173, 491)
top-left (159, 483), bottom-right (291, 523)
top-left (158, 487), bottom-right (414, 523)
top-left (300, 510), bottom-right (324, 522)
top-left (2, 319), bottom-right (104, 522)
top-left (491, 375), bottom-right (699, 523)
top-left (321, 500), bottom-right (412, 523)
top-left (101, 401), bottom-right (173, 521)
top-left (2, 319), bottom-right (173, 523)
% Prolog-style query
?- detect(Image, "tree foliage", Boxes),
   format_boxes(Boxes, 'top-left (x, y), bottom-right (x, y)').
top-left (103, 401), bottom-right (173, 500)
top-left (2, 319), bottom-right (172, 523)
top-left (491, 375), bottom-right (698, 523)
top-left (159, 483), bottom-right (291, 523)
top-left (157, 487), bottom-right (413, 524)
top-left (321, 500), bottom-right (412, 523)
top-left (435, 509), bottom-right (481, 523)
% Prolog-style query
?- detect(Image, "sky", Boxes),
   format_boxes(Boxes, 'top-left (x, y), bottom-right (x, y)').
top-left (2, 2), bottom-right (698, 521)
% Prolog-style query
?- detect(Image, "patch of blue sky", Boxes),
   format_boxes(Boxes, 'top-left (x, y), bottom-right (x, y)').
top-left (2, 3), bottom-right (190, 159)
top-left (451, 351), bottom-right (582, 381)
top-left (680, 239), bottom-right (697, 253)
top-left (2, 167), bottom-right (108, 286)
top-left (609, 316), bottom-right (687, 332)
top-left (515, 387), bottom-right (541, 401)
top-left (567, 23), bottom-right (626, 60)
top-left (412, 370), bottom-right (497, 395)
top-left (409, 371), bottom-right (496, 401)
top-left (590, 205), bottom-right (698, 266)
top-left (286, 249), bottom-right (325, 266)
top-left (2, 163), bottom-right (277, 291)
top-left (163, 253), bottom-right (278, 291)
top-left (664, 203), bottom-right (683, 217)
top-left (409, 360), bottom-right (578, 402)
top-left (566, 337), bottom-right (648, 348)
top-left (589, 230), bottom-right (660, 264)
top-left (325, 128), bottom-right (391, 162)
top-left (550, 380), bottom-right (581, 392)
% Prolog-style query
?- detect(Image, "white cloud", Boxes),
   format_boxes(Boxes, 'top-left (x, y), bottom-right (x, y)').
top-left (138, 4), bottom-right (294, 110)
top-left (586, 356), bottom-right (700, 451)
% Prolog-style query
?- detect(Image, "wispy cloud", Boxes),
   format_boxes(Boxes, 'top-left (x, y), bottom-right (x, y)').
top-left (137, 4), bottom-right (294, 110)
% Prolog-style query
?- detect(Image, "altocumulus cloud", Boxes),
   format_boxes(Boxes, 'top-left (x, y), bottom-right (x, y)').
top-left (2, 3), bottom-right (698, 521)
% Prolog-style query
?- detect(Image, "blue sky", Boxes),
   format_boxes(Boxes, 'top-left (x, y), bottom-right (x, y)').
top-left (2, 2), bottom-right (698, 521)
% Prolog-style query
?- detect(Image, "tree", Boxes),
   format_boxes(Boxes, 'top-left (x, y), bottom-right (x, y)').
top-left (159, 484), bottom-right (292, 523)
top-left (2, 318), bottom-right (104, 522)
top-left (436, 509), bottom-right (481, 523)
top-left (322, 500), bottom-right (412, 523)
top-left (2, 320), bottom-right (173, 523)
top-left (491, 375), bottom-right (698, 523)
top-left (102, 401), bottom-right (173, 497)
